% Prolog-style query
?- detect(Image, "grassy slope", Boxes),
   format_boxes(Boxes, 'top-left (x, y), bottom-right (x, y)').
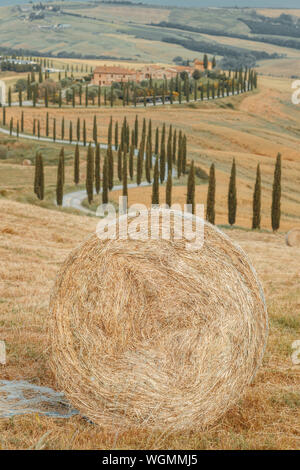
top-left (0, 198), bottom-right (299, 449)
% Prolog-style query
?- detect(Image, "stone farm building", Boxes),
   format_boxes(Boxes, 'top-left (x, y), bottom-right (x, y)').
top-left (92, 59), bottom-right (213, 86)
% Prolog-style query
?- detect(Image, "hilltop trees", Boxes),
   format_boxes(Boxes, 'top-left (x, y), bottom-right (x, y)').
top-left (271, 153), bottom-right (282, 232)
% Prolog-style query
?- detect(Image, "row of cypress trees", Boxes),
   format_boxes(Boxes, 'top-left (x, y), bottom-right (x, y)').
top-left (33, 118), bottom-right (281, 231)
top-left (205, 154), bottom-right (282, 231)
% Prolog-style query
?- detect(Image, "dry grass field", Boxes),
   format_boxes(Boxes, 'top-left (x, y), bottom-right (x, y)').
top-left (0, 198), bottom-right (299, 449)
top-left (0, 72), bottom-right (299, 449)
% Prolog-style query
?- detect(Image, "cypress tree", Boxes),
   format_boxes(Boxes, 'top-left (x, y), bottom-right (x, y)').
top-left (76, 117), bottom-right (80, 142)
top-left (145, 139), bottom-right (151, 183)
top-left (86, 143), bottom-right (94, 204)
top-left (206, 163), bottom-right (216, 225)
top-left (46, 112), bottom-right (49, 137)
top-left (58, 89), bottom-right (62, 108)
top-left (228, 158), bottom-right (237, 226)
top-left (177, 131), bottom-right (182, 179)
top-left (114, 121), bottom-right (118, 150)
top-left (74, 143), bottom-right (80, 185)
top-left (187, 160), bottom-right (195, 214)
top-left (152, 156), bottom-right (159, 205)
top-left (252, 163), bottom-right (261, 230)
top-left (59, 147), bottom-right (65, 185)
top-left (134, 115), bottom-right (138, 148)
top-left (19, 90), bottom-right (22, 107)
top-left (117, 146), bottom-right (122, 182)
top-left (172, 129), bottom-right (177, 163)
top-left (17, 120), bottom-right (19, 138)
top-left (45, 88), bottom-right (48, 108)
top-left (72, 88), bottom-right (75, 108)
top-left (8, 87), bottom-right (11, 107)
top-left (37, 153), bottom-right (44, 200)
top-left (69, 120), bottom-right (73, 143)
top-left (108, 116), bottom-right (113, 148)
top-left (33, 119), bottom-right (36, 136)
top-left (34, 152), bottom-right (39, 196)
top-left (56, 152), bottom-right (64, 206)
top-left (53, 118), bottom-right (56, 142)
top-left (95, 143), bottom-right (101, 194)
top-left (129, 144), bottom-right (134, 180)
top-left (160, 124), bottom-right (166, 183)
top-left (98, 85), bottom-right (101, 107)
top-left (61, 117), bottom-right (65, 140)
top-left (37, 120), bottom-right (40, 139)
top-left (107, 145), bottom-right (114, 190)
top-left (93, 115), bottom-right (97, 144)
top-left (181, 134), bottom-right (187, 174)
top-left (102, 155), bottom-right (108, 204)
top-left (271, 153), bottom-right (282, 232)
top-left (2, 107), bottom-right (6, 126)
top-left (155, 127), bottom-right (159, 155)
top-left (83, 119), bottom-right (86, 146)
top-left (85, 86), bottom-right (88, 107)
top-left (122, 152), bottom-right (128, 198)
top-left (166, 169), bottom-right (172, 207)
top-left (136, 140), bottom-right (143, 186)
top-left (10, 117), bottom-right (13, 136)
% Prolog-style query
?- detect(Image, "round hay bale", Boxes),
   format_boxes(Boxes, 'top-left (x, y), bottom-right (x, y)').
top-left (49, 210), bottom-right (268, 431)
top-left (22, 159), bottom-right (32, 166)
top-left (286, 228), bottom-right (300, 247)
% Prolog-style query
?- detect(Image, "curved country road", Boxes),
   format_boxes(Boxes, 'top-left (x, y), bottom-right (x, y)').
top-left (0, 88), bottom-right (244, 214)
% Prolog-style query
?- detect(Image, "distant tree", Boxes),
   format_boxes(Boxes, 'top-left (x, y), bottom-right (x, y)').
top-left (2, 107), bottom-right (6, 126)
top-left (18, 90), bottom-right (22, 107)
top-left (181, 134), bottom-right (187, 174)
top-left (212, 56), bottom-right (217, 68)
top-left (187, 160), bottom-right (195, 214)
top-left (76, 117), bottom-right (80, 142)
top-left (53, 118), bottom-right (56, 142)
top-left (271, 153), bottom-right (281, 232)
top-left (74, 143), bottom-right (80, 185)
top-left (252, 163), bottom-right (261, 230)
top-left (69, 120), bottom-right (73, 143)
top-left (59, 147), bottom-right (65, 185)
top-left (206, 163), bottom-right (216, 225)
top-left (203, 54), bottom-right (208, 70)
top-left (228, 158), bottom-right (237, 226)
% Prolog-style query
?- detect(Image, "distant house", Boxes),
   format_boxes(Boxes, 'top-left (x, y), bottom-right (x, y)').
top-left (93, 66), bottom-right (138, 86)
top-left (193, 59), bottom-right (213, 71)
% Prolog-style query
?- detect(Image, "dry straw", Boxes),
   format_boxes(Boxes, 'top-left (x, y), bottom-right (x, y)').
top-left (286, 228), bottom-right (300, 247)
top-left (49, 210), bottom-right (268, 431)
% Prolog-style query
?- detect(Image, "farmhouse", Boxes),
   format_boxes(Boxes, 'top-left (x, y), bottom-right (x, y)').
top-left (92, 59), bottom-right (211, 85)
top-left (93, 65), bottom-right (138, 86)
